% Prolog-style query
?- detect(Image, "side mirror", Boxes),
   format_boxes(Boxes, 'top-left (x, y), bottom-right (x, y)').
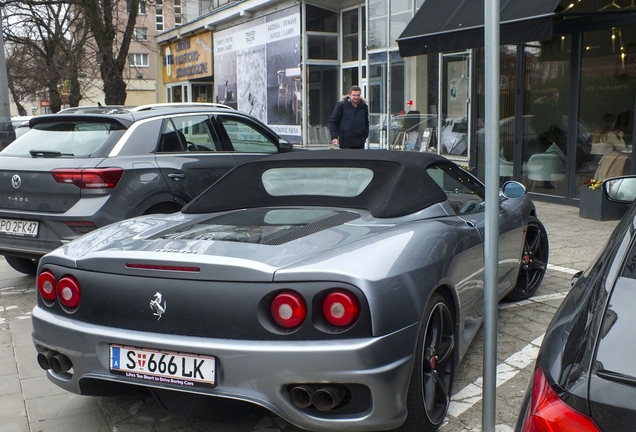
top-left (501, 181), bottom-right (527, 199)
top-left (604, 176), bottom-right (636, 203)
top-left (279, 139), bottom-right (294, 153)
top-left (571, 270), bottom-right (583, 287)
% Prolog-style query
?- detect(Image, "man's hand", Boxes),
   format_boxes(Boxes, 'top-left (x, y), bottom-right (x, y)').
top-left (331, 138), bottom-right (339, 147)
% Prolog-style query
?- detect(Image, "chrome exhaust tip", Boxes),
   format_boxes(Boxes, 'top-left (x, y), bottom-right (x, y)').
top-left (312, 385), bottom-right (345, 411)
top-left (49, 353), bottom-right (73, 374)
top-left (36, 350), bottom-right (56, 370)
top-left (289, 385), bottom-right (315, 409)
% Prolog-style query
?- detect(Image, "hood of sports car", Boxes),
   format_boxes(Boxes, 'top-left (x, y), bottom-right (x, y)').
top-left (46, 207), bottom-right (409, 282)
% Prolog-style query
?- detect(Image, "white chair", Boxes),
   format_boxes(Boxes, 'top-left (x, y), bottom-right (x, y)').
top-left (500, 155), bottom-right (514, 178)
top-left (277, 70), bottom-right (288, 109)
top-left (292, 77), bottom-right (301, 124)
top-left (526, 153), bottom-right (566, 192)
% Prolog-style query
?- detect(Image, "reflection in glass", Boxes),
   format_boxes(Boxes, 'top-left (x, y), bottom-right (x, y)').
top-left (522, 37), bottom-right (571, 197)
top-left (579, 26), bottom-right (636, 194)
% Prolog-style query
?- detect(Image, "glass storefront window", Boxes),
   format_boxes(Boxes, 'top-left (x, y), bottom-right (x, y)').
top-left (439, 52), bottom-right (471, 161)
top-left (343, 9), bottom-right (359, 62)
top-left (343, 67), bottom-right (359, 89)
top-left (522, 38), bottom-right (571, 197)
top-left (578, 25), bottom-right (636, 196)
top-left (368, 52), bottom-right (388, 147)
top-left (361, 8), bottom-right (367, 60)
top-left (368, 0), bottom-right (388, 49)
top-left (308, 66), bottom-right (339, 145)
top-left (390, 52), bottom-right (405, 117)
top-left (307, 34), bottom-right (339, 60)
top-left (192, 84), bottom-right (213, 103)
top-left (475, 45), bottom-right (517, 183)
top-left (171, 85), bottom-right (183, 102)
top-left (390, 12), bottom-right (412, 49)
top-left (306, 5), bottom-right (338, 32)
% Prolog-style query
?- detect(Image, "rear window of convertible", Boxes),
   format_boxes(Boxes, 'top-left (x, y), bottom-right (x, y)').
top-left (262, 167), bottom-right (374, 197)
top-left (1, 121), bottom-right (126, 157)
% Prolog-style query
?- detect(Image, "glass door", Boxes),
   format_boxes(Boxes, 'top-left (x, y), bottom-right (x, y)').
top-left (437, 51), bottom-right (471, 163)
top-left (367, 52), bottom-right (388, 148)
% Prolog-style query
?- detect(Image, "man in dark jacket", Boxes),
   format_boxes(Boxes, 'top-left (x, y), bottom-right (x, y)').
top-left (328, 86), bottom-right (370, 149)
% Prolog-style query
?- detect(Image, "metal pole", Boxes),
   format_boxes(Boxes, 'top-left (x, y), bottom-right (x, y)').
top-left (483, 0), bottom-right (500, 430)
top-left (0, 8), bottom-right (15, 148)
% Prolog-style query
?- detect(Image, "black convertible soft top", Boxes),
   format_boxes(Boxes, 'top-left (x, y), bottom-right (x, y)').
top-left (183, 149), bottom-right (451, 218)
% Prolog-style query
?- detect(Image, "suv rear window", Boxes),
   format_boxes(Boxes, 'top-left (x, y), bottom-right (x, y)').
top-left (1, 121), bottom-right (126, 157)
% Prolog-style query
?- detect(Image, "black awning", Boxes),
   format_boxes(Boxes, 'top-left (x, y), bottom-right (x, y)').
top-left (397, 0), bottom-right (562, 57)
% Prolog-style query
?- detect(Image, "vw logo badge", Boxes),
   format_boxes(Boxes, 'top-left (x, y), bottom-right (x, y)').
top-left (11, 175), bottom-right (21, 189)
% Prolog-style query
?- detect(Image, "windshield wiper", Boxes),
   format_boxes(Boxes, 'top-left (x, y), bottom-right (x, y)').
top-left (29, 150), bottom-right (74, 158)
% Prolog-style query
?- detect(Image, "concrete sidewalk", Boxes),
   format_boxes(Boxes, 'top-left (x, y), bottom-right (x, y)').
top-left (1, 263), bottom-right (108, 432)
top-left (0, 200), bottom-right (623, 432)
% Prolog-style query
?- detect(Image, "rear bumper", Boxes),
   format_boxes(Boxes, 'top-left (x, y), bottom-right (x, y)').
top-left (32, 306), bottom-right (418, 432)
top-left (0, 196), bottom-right (112, 257)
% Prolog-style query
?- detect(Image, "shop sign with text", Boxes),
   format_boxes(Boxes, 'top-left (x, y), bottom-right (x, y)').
top-left (163, 32), bottom-right (213, 84)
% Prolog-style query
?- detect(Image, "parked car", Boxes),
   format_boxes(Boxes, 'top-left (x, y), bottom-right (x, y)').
top-left (11, 116), bottom-right (33, 140)
top-left (515, 176), bottom-right (636, 432)
top-left (32, 150), bottom-right (549, 432)
top-left (0, 106), bottom-right (293, 275)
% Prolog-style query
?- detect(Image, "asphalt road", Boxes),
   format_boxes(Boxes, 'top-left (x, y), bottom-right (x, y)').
top-left (1, 200), bottom-right (620, 432)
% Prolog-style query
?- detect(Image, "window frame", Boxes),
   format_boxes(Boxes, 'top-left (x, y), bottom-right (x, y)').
top-left (129, 53), bottom-right (150, 67)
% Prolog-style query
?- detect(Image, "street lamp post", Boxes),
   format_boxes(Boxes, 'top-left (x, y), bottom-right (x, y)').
top-left (0, 7), bottom-right (15, 148)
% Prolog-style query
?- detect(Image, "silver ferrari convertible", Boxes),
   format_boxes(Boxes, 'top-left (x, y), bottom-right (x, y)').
top-left (32, 150), bottom-right (548, 432)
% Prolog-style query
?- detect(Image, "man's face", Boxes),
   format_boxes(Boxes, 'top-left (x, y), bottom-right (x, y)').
top-left (550, 92), bottom-right (559, 103)
top-left (349, 91), bottom-right (361, 104)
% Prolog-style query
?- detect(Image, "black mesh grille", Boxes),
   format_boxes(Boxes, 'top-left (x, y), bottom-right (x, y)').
top-left (264, 212), bottom-right (361, 245)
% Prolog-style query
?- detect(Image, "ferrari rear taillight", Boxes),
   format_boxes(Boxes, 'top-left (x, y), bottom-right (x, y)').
top-left (522, 367), bottom-right (600, 432)
top-left (56, 276), bottom-right (81, 309)
top-left (37, 271), bottom-right (82, 310)
top-left (37, 271), bottom-right (56, 301)
top-left (51, 168), bottom-right (124, 189)
top-left (322, 290), bottom-right (359, 326)
top-left (271, 290), bottom-right (306, 329)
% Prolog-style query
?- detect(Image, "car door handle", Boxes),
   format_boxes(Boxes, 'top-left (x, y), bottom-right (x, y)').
top-left (168, 173), bottom-right (186, 181)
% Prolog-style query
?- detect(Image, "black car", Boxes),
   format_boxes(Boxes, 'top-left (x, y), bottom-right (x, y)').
top-left (516, 176), bottom-right (636, 431)
top-left (0, 105), bottom-right (293, 275)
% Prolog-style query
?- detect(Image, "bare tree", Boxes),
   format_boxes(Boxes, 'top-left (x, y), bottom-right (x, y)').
top-left (2, 1), bottom-right (91, 113)
top-left (5, 44), bottom-right (35, 116)
top-left (75, 0), bottom-right (141, 105)
top-left (2, 0), bottom-right (143, 108)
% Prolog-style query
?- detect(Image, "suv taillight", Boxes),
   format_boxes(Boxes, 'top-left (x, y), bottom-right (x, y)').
top-left (522, 367), bottom-right (600, 432)
top-left (51, 168), bottom-right (123, 189)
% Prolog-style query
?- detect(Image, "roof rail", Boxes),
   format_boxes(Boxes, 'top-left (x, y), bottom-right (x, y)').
top-left (129, 102), bottom-right (234, 112)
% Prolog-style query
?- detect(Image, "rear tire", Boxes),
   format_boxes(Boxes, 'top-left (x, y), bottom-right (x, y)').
top-left (395, 292), bottom-right (455, 432)
top-left (4, 255), bottom-right (38, 276)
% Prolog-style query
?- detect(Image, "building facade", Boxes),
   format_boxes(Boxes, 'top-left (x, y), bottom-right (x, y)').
top-left (152, 0), bottom-right (636, 205)
top-left (155, 0), bottom-right (369, 146)
top-left (398, 0), bottom-right (636, 204)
